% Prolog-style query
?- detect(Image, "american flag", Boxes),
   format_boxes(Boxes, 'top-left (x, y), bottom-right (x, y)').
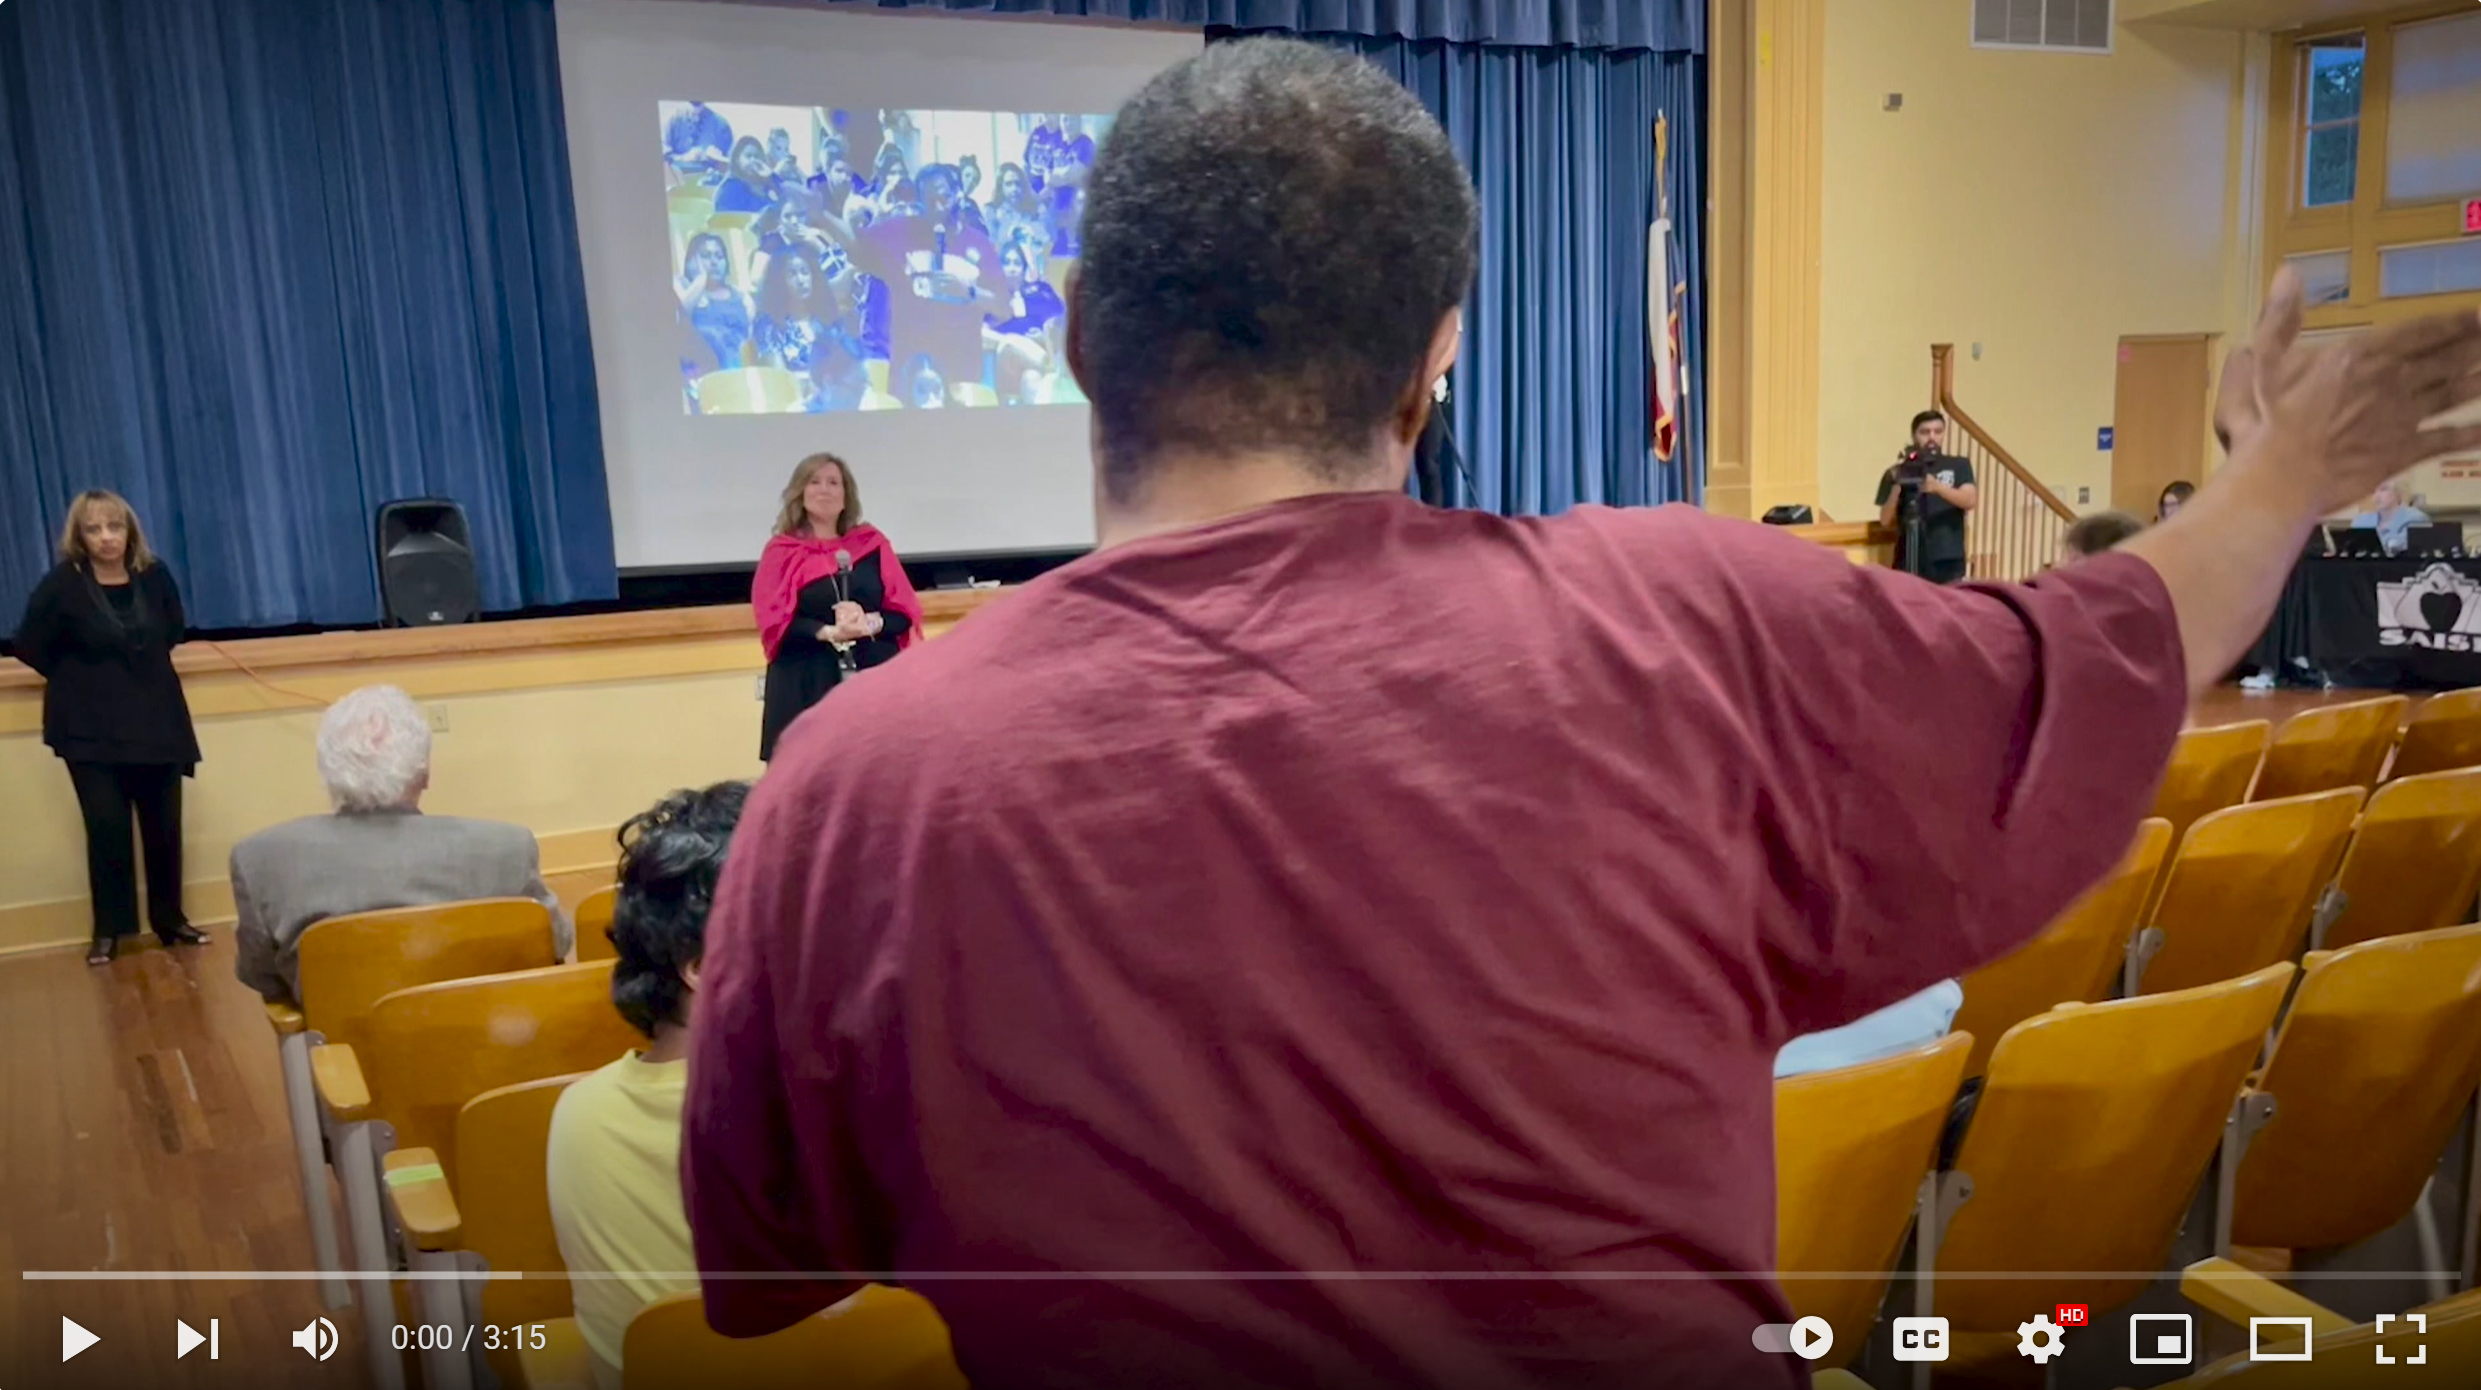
top-left (1648, 115), bottom-right (1685, 464)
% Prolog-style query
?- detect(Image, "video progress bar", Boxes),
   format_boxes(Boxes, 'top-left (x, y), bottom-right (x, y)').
top-left (21, 1268), bottom-right (2461, 1282)
top-left (24, 1271), bottom-right (519, 1282)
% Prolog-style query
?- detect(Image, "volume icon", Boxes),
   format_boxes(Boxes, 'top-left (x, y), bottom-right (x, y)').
top-left (292, 1316), bottom-right (338, 1362)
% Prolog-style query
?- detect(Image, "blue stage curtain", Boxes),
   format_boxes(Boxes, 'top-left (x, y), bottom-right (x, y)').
top-left (0, 0), bottom-right (612, 637)
top-left (822, 1), bottom-right (1702, 52)
top-left (1245, 35), bottom-right (1705, 511)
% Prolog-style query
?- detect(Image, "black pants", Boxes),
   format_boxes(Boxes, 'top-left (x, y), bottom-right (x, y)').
top-left (66, 761), bottom-right (187, 940)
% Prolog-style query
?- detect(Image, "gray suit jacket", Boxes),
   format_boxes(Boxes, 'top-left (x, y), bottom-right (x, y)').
top-left (230, 809), bottom-right (572, 1004)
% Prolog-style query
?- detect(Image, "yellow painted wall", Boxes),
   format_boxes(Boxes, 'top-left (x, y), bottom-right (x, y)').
top-left (1815, 4), bottom-right (2259, 521)
top-left (0, 655), bottom-right (766, 954)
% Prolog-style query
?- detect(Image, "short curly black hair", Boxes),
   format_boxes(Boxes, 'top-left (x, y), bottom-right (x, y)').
top-left (1072, 38), bottom-right (1478, 499)
top-left (608, 780), bottom-right (750, 1039)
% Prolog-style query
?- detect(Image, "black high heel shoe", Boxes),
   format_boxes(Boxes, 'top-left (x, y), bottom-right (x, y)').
top-left (87, 937), bottom-right (117, 966)
top-left (156, 924), bottom-right (210, 948)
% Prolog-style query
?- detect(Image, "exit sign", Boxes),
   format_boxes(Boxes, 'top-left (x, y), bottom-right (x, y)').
top-left (2467, 198), bottom-right (2481, 236)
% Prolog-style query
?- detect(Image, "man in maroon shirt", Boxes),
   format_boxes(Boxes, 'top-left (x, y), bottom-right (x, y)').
top-left (683, 38), bottom-right (2481, 1390)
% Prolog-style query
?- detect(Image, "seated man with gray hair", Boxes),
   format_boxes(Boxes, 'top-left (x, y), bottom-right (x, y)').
top-left (231, 684), bottom-right (569, 1004)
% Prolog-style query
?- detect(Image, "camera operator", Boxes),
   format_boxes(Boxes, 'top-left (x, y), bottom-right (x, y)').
top-left (1875, 409), bottom-right (1980, 583)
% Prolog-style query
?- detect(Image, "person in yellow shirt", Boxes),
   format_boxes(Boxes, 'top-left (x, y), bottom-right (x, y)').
top-left (546, 780), bottom-right (750, 1390)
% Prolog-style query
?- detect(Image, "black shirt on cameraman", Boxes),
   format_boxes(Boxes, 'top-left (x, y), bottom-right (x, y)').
top-left (1876, 454), bottom-right (1976, 578)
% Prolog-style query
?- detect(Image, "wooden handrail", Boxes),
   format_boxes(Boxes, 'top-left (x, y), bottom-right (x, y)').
top-left (1930, 345), bottom-right (2077, 523)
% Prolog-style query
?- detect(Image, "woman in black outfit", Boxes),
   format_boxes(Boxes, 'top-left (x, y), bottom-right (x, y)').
top-left (751, 453), bottom-right (925, 761)
top-left (15, 490), bottom-right (209, 964)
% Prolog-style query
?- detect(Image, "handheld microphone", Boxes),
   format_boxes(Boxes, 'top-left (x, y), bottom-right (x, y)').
top-left (830, 549), bottom-right (859, 672)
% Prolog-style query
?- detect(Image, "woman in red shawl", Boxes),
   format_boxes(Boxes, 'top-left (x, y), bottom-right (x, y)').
top-left (752, 453), bottom-right (924, 761)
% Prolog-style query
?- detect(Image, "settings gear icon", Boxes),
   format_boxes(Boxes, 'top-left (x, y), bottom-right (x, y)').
top-left (2016, 1314), bottom-right (2068, 1364)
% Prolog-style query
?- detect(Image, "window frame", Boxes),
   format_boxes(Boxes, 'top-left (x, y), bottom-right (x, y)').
top-left (2296, 36), bottom-right (2363, 209)
top-left (2264, 1), bottom-right (2481, 331)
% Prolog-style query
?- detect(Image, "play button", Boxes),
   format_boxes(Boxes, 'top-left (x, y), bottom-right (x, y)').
top-left (1789, 1315), bottom-right (1835, 1362)
top-left (62, 1316), bottom-right (100, 1362)
top-left (177, 1319), bottom-right (206, 1359)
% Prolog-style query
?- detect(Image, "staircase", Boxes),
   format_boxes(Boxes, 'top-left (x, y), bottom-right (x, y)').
top-left (1931, 345), bottom-right (2078, 582)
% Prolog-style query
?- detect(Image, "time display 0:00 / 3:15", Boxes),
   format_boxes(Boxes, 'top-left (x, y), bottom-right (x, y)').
top-left (392, 1323), bottom-right (549, 1352)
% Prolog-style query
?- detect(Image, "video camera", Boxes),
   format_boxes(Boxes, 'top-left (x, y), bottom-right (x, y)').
top-left (1890, 444), bottom-right (1939, 493)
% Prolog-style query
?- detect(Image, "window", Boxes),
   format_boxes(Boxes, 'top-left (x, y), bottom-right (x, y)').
top-left (1972, 0), bottom-right (2112, 53)
top-left (2265, 5), bottom-right (2481, 331)
top-left (2301, 36), bottom-right (2364, 208)
top-left (2384, 12), bottom-right (2481, 205)
top-left (2285, 251), bottom-right (2352, 307)
top-left (2380, 241), bottom-right (2481, 300)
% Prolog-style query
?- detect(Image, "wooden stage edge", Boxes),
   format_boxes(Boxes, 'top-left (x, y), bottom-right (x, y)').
top-left (0, 585), bottom-right (1015, 693)
top-left (0, 521), bottom-right (1893, 695)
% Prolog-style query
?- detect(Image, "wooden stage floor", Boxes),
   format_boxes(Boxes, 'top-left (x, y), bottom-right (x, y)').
top-left (0, 679), bottom-right (2444, 1387)
top-left (0, 933), bottom-right (372, 1388)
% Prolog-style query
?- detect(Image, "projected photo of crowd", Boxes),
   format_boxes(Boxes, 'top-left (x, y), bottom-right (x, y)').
top-left (661, 100), bottom-right (1104, 415)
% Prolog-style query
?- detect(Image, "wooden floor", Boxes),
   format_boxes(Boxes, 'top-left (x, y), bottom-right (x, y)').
top-left (0, 680), bottom-right (2450, 1387)
top-left (0, 933), bottom-right (372, 1388)
top-left (2189, 682), bottom-right (2402, 729)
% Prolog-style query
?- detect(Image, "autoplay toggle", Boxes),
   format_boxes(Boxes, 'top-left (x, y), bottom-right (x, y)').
top-left (1752, 1316), bottom-right (1836, 1362)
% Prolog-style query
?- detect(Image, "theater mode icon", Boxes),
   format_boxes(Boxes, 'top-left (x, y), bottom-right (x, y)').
top-left (2129, 1312), bottom-right (2194, 1365)
top-left (1892, 1316), bottom-right (1951, 1362)
top-left (2249, 1316), bottom-right (2316, 1362)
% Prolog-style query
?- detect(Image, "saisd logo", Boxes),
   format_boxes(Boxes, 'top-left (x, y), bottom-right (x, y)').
top-left (2378, 564), bottom-right (2481, 651)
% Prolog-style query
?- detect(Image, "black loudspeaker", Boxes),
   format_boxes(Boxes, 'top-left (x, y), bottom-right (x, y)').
top-left (375, 499), bottom-right (479, 626)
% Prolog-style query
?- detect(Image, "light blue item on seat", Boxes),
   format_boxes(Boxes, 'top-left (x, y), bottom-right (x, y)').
top-left (1774, 979), bottom-right (1965, 1078)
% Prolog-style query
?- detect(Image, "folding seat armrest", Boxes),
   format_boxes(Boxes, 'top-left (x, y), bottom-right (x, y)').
top-left (266, 1001), bottom-right (307, 1037)
top-left (2181, 1257), bottom-right (2353, 1336)
top-left (309, 1044), bottom-right (370, 1123)
top-left (383, 1148), bottom-right (463, 1251)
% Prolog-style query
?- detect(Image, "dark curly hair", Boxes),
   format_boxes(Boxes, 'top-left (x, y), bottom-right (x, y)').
top-left (1072, 38), bottom-right (1478, 499)
top-left (608, 781), bottom-right (751, 1039)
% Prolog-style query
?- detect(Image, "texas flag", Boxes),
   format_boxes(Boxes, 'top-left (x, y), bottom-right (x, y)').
top-left (1648, 215), bottom-right (1684, 464)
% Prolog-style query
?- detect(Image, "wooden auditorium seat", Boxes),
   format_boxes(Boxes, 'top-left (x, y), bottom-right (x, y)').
top-left (310, 961), bottom-right (638, 1390)
top-left (2152, 721), bottom-right (2271, 846)
top-left (2321, 768), bottom-right (2481, 950)
top-left (1925, 965), bottom-right (2294, 1373)
top-left (382, 1073), bottom-right (590, 1390)
top-left (2227, 925), bottom-right (2481, 1270)
top-left (2252, 696), bottom-right (2410, 801)
top-left (1773, 1034), bottom-right (1971, 1368)
top-left (265, 897), bottom-right (561, 1311)
top-left (2172, 1257), bottom-right (2481, 1385)
top-left (622, 1285), bottom-right (969, 1390)
top-left (2134, 790), bottom-right (2362, 995)
top-left (1952, 819), bottom-right (2171, 1078)
top-left (2389, 687), bottom-right (2481, 781)
top-left (573, 884), bottom-right (618, 963)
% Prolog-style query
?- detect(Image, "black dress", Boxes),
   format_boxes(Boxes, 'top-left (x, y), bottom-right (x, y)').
top-left (759, 549), bottom-right (913, 761)
top-left (14, 560), bottom-right (202, 941)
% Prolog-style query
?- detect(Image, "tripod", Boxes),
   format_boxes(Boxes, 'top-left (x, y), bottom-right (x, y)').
top-left (1896, 477), bottom-right (1930, 580)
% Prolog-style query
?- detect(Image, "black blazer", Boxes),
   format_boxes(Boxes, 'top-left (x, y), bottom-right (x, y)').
top-left (14, 560), bottom-right (202, 769)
